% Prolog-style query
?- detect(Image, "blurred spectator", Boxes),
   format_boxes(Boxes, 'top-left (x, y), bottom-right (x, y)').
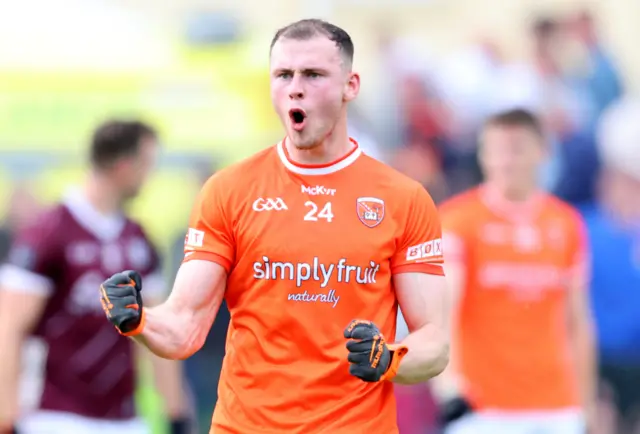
top-left (552, 131), bottom-right (600, 207)
top-left (584, 97), bottom-right (640, 434)
top-left (566, 10), bottom-right (623, 120)
top-left (435, 38), bottom-right (504, 193)
top-left (0, 184), bottom-right (41, 263)
top-left (392, 143), bottom-right (449, 204)
top-left (553, 10), bottom-right (623, 206)
top-left (436, 37), bottom-right (503, 147)
top-left (497, 15), bottom-right (603, 205)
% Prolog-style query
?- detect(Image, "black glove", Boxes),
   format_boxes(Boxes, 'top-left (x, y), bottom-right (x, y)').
top-left (343, 319), bottom-right (408, 382)
top-left (439, 396), bottom-right (473, 426)
top-left (170, 418), bottom-right (191, 434)
top-left (100, 270), bottom-right (145, 336)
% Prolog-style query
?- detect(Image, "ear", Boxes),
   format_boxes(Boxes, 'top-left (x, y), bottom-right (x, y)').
top-left (343, 72), bottom-right (360, 102)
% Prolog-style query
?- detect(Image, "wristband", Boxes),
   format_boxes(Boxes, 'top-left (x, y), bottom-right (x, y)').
top-left (380, 344), bottom-right (408, 381)
top-left (119, 308), bottom-right (146, 337)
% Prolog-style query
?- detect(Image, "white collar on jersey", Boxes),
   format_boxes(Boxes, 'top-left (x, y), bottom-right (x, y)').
top-left (276, 137), bottom-right (363, 176)
top-left (62, 187), bottom-right (127, 242)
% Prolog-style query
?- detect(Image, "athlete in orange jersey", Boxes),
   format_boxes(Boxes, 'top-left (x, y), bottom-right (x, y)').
top-left (435, 109), bottom-right (596, 434)
top-left (98, 19), bottom-right (449, 434)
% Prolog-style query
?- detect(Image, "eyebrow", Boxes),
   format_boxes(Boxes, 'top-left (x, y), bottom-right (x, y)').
top-left (272, 67), bottom-right (329, 75)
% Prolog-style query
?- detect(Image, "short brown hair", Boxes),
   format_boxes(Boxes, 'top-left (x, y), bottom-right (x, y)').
top-left (90, 120), bottom-right (157, 169)
top-left (484, 108), bottom-right (544, 138)
top-left (270, 19), bottom-right (354, 67)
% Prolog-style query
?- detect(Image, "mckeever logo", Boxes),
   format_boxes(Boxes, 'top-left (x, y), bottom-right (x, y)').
top-left (301, 185), bottom-right (336, 196)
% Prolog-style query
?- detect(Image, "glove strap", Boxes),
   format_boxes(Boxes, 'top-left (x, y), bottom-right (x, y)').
top-left (119, 308), bottom-right (146, 337)
top-left (380, 343), bottom-right (409, 381)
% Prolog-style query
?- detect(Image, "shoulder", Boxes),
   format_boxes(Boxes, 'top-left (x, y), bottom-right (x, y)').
top-left (18, 204), bottom-right (69, 241)
top-left (359, 155), bottom-right (418, 186)
top-left (4, 204), bottom-right (68, 271)
top-left (542, 194), bottom-right (585, 225)
top-left (359, 155), bottom-right (433, 202)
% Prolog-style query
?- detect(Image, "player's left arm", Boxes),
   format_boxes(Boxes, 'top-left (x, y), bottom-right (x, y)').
top-left (391, 184), bottom-right (449, 384)
top-left (393, 272), bottom-right (449, 384)
top-left (566, 214), bottom-right (597, 422)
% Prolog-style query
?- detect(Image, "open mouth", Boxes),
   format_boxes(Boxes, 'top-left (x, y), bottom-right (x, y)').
top-left (289, 109), bottom-right (307, 131)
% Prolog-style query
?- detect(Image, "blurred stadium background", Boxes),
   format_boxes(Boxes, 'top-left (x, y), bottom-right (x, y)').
top-left (1, 1), bottom-right (639, 433)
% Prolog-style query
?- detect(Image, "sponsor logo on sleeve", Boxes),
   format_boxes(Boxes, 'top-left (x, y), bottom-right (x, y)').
top-left (406, 238), bottom-right (442, 262)
top-left (185, 228), bottom-right (205, 249)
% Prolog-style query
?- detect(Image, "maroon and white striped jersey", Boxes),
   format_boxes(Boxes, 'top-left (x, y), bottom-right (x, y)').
top-left (0, 190), bottom-right (165, 420)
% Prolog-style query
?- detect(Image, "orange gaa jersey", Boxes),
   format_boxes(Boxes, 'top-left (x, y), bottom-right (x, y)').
top-left (439, 186), bottom-right (589, 411)
top-left (182, 138), bottom-right (444, 434)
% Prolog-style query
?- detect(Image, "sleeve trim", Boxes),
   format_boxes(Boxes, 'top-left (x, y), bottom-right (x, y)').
top-left (0, 264), bottom-right (54, 296)
top-left (183, 251), bottom-right (232, 273)
top-left (392, 263), bottom-right (445, 276)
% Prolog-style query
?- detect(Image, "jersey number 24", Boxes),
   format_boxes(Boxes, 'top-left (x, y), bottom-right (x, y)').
top-left (304, 201), bottom-right (334, 222)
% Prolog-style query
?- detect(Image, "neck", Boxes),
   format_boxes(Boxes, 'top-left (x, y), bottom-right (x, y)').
top-left (83, 171), bottom-right (121, 215)
top-left (286, 113), bottom-right (352, 165)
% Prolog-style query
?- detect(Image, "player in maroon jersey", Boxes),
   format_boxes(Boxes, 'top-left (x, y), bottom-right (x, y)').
top-left (0, 121), bottom-right (189, 434)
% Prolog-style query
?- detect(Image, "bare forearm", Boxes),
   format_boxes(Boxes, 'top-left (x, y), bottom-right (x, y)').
top-left (0, 334), bottom-right (22, 426)
top-left (575, 324), bottom-right (597, 409)
top-left (133, 303), bottom-right (207, 360)
top-left (393, 324), bottom-right (449, 385)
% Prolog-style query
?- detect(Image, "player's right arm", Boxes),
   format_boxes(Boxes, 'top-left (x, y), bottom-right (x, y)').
top-left (101, 173), bottom-right (234, 360)
top-left (0, 218), bottom-right (58, 430)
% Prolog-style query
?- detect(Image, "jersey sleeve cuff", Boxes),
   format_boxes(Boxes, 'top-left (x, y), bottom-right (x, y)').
top-left (183, 251), bottom-right (232, 273)
top-left (391, 263), bottom-right (445, 276)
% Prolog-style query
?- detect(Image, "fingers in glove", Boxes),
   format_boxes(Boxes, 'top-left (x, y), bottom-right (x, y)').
top-left (122, 270), bottom-right (142, 289)
top-left (101, 285), bottom-right (138, 300)
top-left (346, 338), bottom-right (375, 353)
top-left (344, 320), bottom-right (378, 339)
top-left (105, 272), bottom-right (136, 286)
top-left (347, 351), bottom-right (371, 364)
top-left (102, 294), bottom-right (140, 316)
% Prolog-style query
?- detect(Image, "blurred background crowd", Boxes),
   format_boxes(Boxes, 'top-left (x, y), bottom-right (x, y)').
top-left (0, 0), bottom-right (639, 433)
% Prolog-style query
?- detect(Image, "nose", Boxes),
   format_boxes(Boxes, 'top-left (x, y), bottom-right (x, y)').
top-left (288, 74), bottom-right (304, 100)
